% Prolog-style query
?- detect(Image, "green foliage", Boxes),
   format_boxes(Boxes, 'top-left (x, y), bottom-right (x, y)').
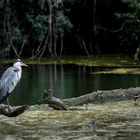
top-left (2, 0), bottom-right (140, 57)
top-left (26, 14), bottom-right (48, 41)
top-left (0, 45), bottom-right (11, 58)
top-left (57, 12), bottom-right (73, 35)
top-left (12, 28), bottom-right (28, 45)
top-left (115, 0), bottom-right (140, 48)
top-left (0, 0), bottom-right (75, 57)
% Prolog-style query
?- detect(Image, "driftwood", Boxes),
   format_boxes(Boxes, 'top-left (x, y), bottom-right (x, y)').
top-left (0, 104), bottom-right (28, 117)
top-left (38, 89), bottom-right (67, 110)
top-left (62, 87), bottom-right (140, 107)
top-left (38, 87), bottom-right (140, 109)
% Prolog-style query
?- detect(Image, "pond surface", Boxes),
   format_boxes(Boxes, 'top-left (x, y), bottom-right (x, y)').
top-left (0, 64), bottom-right (140, 105)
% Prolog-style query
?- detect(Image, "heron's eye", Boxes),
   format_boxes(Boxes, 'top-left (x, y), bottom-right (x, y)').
top-left (14, 69), bottom-right (18, 72)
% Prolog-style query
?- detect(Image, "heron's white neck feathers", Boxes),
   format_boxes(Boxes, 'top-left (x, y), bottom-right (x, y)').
top-left (13, 62), bottom-right (22, 82)
top-left (13, 62), bottom-right (22, 71)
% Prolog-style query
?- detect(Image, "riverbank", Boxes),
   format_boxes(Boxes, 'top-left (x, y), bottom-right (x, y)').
top-left (2, 55), bottom-right (140, 74)
top-left (1, 54), bottom-right (136, 67)
top-left (0, 99), bottom-right (140, 139)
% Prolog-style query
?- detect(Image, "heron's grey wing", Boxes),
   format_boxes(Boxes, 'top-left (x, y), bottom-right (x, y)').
top-left (0, 67), bottom-right (19, 102)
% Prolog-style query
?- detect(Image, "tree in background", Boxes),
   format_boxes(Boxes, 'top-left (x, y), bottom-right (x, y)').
top-left (27, 0), bottom-right (73, 58)
top-left (0, 0), bottom-right (140, 58)
top-left (0, 0), bottom-right (73, 58)
top-left (69, 0), bottom-right (140, 55)
top-left (115, 0), bottom-right (140, 54)
top-left (0, 0), bottom-right (28, 58)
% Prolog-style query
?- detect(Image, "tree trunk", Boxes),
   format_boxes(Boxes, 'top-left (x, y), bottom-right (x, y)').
top-left (90, 0), bottom-right (100, 54)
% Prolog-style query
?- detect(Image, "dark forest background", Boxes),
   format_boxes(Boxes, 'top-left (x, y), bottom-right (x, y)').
top-left (0, 0), bottom-right (140, 58)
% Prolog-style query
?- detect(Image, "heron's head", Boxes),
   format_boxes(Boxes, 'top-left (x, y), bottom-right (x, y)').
top-left (14, 59), bottom-right (28, 67)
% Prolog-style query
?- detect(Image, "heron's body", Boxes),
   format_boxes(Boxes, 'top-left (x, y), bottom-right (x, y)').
top-left (0, 59), bottom-right (28, 109)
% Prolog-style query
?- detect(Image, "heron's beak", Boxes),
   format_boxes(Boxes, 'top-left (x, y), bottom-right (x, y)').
top-left (21, 62), bottom-right (28, 67)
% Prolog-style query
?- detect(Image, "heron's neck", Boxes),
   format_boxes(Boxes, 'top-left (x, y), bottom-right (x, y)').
top-left (13, 64), bottom-right (22, 71)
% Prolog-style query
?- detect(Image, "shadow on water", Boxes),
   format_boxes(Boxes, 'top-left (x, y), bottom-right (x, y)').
top-left (0, 64), bottom-right (140, 105)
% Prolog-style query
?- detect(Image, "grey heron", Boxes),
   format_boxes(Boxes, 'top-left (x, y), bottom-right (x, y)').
top-left (0, 59), bottom-right (28, 110)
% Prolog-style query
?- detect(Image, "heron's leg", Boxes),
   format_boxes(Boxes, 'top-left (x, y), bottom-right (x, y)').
top-left (6, 98), bottom-right (11, 111)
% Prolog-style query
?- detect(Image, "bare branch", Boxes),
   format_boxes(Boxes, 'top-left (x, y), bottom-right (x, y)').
top-left (6, 3), bottom-right (19, 58)
top-left (19, 33), bottom-right (30, 57)
top-left (96, 22), bottom-right (126, 33)
top-left (76, 35), bottom-right (90, 56)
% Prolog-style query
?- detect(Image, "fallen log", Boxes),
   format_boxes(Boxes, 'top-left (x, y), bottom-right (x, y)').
top-left (62, 87), bottom-right (140, 107)
top-left (37, 89), bottom-right (67, 110)
top-left (1, 87), bottom-right (140, 117)
top-left (38, 87), bottom-right (140, 108)
top-left (0, 104), bottom-right (29, 117)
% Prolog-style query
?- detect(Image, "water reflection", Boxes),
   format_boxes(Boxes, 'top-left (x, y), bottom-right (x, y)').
top-left (0, 64), bottom-right (140, 105)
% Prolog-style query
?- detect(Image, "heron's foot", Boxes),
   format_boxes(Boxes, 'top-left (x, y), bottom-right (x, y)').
top-left (6, 105), bottom-right (12, 112)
